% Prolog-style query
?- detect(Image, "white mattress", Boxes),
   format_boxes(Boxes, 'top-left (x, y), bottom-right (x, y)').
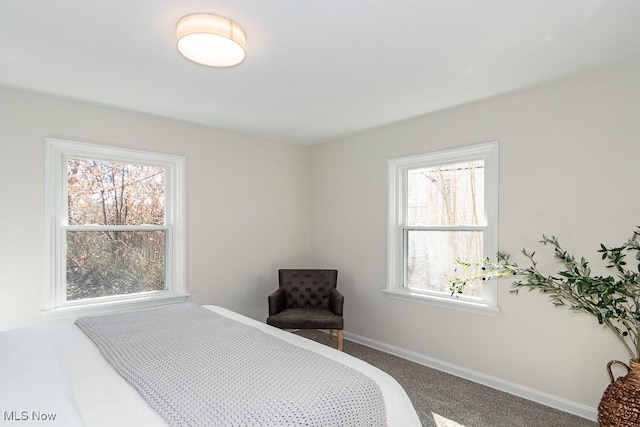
top-left (0, 305), bottom-right (421, 426)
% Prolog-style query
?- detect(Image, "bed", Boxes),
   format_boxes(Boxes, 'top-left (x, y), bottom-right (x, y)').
top-left (0, 303), bottom-right (420, 426)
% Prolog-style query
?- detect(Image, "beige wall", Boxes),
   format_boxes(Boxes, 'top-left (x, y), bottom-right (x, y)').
top-left (309, 61), bottom-right (640, 412)
top-left (0, 86), bottom-right (311, 329)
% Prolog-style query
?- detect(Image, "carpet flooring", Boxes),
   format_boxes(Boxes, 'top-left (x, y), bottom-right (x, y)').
top-left (294, 329), bottom-right (597, 427)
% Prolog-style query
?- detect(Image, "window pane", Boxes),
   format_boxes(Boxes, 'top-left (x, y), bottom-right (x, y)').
top-left (67, 158), bottom-right (165, 226)
top-left (66, 230), bottom-right (166, 301)
top-left (406, 230), bottom-right (483, 297)
top-left (406, 160), bottom-right (485, 226)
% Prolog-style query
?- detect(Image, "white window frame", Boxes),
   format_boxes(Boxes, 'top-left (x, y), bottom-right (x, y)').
top-left (43, 138), bottom-right (187, 320)
top-left (385, 141), bottom-right (499, 315)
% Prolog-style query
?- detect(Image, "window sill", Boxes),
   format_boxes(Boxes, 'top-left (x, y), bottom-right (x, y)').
top-left (383, 288), bottom-right (499, 316)
top-left (40, 292), bottom-right (189, 321)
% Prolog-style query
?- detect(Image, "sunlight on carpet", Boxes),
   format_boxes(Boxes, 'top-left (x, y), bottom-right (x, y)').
top-left (433, 413), bottom-right (466, 427)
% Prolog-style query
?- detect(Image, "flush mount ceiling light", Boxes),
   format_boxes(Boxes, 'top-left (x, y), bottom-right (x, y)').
top-left (176, 14), bottom-right (246, 67)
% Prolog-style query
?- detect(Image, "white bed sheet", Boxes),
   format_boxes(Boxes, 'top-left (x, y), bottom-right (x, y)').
top-left (0, 305), bottom-right (420, 427)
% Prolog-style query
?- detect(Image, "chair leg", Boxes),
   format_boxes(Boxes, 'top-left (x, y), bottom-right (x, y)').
top-left (337, 330), bottom-right (343, 351)
top-left (329, 328), bottom-right (334, 342)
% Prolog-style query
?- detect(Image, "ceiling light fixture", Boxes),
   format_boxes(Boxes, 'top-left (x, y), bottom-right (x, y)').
top-left (176, 14), bottom-right (246, 67)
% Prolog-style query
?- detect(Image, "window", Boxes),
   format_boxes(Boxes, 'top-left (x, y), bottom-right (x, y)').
top-left (385, 141), bottom-right (499, 314)
top-left (43, 138), bottom-right (187, 319)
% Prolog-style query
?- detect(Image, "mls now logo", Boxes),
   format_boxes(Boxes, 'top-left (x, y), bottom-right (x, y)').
top-left (3, 410), bottom-right (57, 421)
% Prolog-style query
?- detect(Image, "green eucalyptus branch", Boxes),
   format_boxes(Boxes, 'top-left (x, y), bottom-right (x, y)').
top-left (449, 228), bottom-right (640, 361)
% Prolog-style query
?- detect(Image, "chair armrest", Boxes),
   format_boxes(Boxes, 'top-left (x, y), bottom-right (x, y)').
top-left (268, 288), bottom-right (287, 315)
top-left (329, 288), bottom-right (344, 316)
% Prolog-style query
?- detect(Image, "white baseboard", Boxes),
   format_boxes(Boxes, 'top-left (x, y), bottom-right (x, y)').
top-left (341, 330), bottom-right (598, 422)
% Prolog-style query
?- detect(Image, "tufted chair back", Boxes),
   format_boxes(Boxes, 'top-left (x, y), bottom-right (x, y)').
top-left (279, 269), bottom-right (337, 310)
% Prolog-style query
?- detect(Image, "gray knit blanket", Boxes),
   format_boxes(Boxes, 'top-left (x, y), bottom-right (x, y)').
top-left (75, 303), bottom-right (386, 427)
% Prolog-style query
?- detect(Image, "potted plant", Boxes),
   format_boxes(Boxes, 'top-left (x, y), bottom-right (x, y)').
top-left (448, 227), bottom-right (640, 426)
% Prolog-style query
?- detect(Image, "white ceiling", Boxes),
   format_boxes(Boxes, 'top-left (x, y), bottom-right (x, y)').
top-left (1, 1), bottom-right (640, 145)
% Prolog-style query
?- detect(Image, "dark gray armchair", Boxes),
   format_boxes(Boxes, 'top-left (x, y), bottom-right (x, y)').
top-left (267, 269), bottom-right (344, 350)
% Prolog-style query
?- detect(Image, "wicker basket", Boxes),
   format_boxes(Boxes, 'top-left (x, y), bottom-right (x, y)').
top-left (598, 360), bottom-right (640, 426)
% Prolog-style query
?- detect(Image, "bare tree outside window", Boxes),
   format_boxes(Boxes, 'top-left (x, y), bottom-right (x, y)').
top-left (405, 161), bottom-right (485, 297)
top-left (65, 158), bottom-right (166, 300)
